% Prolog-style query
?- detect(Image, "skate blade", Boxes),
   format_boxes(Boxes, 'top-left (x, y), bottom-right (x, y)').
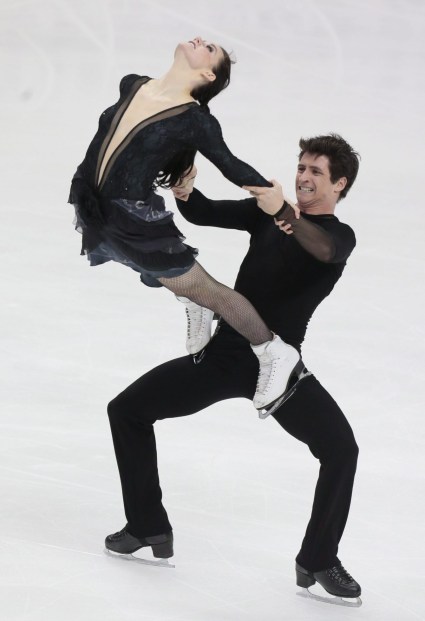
top-left (192, 348), bottom-right (207, 364)
top-left (258, 368), bottom-right (312, 419)
top-left (104, 548), bottom-right (175, 568)
top-left (297, 587), bottom-right (362, 608)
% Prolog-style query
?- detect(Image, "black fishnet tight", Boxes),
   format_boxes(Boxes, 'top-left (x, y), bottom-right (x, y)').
top-left (158, 261), bottom-right (272, 346)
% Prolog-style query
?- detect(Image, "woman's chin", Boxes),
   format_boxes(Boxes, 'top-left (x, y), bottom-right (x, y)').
top-left (175, 41), bottom-right (190, 55)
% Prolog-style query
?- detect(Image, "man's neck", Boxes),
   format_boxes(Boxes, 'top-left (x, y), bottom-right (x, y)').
top-left (300, 202), bottom-right (336, 216)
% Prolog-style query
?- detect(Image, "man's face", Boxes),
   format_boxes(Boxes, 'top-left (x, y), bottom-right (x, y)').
top-left (295, 153), bottom-right (345, 209)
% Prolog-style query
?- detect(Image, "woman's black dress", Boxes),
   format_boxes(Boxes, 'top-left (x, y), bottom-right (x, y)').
top-left (69, 74), bottom-right (269, 286)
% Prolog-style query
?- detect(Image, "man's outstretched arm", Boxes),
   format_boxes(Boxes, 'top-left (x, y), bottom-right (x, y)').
top-left (243, 180), bottom-right (355, 263)
top-left (172, 166), bottom-right (260, 233)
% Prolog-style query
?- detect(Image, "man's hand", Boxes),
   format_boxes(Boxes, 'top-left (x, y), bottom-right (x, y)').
top-left (242, 179), bottom-right (300, 219)
top-left (171, 165), bottom-right (198, 202)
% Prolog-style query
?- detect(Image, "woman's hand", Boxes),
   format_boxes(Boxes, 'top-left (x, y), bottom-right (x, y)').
top-left (171, 165), bottom-right (198, 202)
top-left (243, 179), bottom-right (299, 219)
top-left (274, 219), bottom-right (294, 235)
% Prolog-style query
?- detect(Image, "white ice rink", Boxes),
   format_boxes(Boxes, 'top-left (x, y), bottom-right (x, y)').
top-left (1, 0), bottom-right (425, 619)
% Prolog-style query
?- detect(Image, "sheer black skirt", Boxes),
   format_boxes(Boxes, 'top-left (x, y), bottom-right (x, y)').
top-left (69, 173), bottom-right (198, 287)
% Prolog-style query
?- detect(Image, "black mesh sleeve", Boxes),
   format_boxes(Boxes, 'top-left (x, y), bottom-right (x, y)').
top-left (275, 203), bottom-right (356, 263)
top-left (188, 109), bottom-right (272, 188)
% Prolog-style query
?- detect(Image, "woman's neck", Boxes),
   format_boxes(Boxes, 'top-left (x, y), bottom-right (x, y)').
top-left (148, 64), bottom-right (195, 101)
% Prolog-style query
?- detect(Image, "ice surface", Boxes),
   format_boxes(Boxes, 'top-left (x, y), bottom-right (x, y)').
top-left (1, 0), bottom-right (425, 619)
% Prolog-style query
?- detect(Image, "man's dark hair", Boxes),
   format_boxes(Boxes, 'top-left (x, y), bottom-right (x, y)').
top-left (298, 133), bottom-right (360, 200)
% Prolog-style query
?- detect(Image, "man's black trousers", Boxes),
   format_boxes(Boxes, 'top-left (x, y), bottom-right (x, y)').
top-left (107, 329), bottom-right (358, 572)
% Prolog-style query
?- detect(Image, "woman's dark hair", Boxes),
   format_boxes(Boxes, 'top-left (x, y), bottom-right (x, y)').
top-left (298, 133), bottom-right (360, 200)
top-left (155, 47), bottom-right (233, 189)
top-left (191, 47), bottom-right (232, 107)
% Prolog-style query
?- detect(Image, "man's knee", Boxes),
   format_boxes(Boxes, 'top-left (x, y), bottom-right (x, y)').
top-left (107, 392), bottom-right (137, 423)
top-left (331, 432), bottom-right (359, 467)
top-left (107, 395), bottom-right (122, 423)
top-left (107, 390), bottom-right (156, 427)
top-left (312, 428), bottom-right (359, 467)
top-left (343, 434), bottom-right (359, 465)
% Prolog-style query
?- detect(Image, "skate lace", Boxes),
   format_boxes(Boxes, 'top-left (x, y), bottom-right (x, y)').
top-left (185, 306), bottom-right (207, 339)
top-left (327, 564), bottom-right (354, 585)
top-left (110, 527), bottom-right (127, 541)
top-left (255, 358), bottom-right (274, 396)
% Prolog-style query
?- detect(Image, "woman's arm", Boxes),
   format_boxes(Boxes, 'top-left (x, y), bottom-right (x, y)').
top-left (187, 109), bottom-right (272, 188)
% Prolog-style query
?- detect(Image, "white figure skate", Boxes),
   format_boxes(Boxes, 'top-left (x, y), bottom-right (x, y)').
top-left (176, 296), bottom-right (214, 354)
top-left (251, 335), bottom-right (310, 418)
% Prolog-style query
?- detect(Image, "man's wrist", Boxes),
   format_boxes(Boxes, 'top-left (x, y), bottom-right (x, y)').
top-left (273, 200), bottom-right (292, 221)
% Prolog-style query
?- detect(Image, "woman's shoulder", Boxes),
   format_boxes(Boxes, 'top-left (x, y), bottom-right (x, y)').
top-left (187, 104), bottom-right (222, 130)
top-left (119, 74), bottom-right (151, 94)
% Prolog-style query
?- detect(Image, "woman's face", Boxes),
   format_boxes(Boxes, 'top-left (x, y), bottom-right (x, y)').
top-left (176, 37), bottom-right (224, 72)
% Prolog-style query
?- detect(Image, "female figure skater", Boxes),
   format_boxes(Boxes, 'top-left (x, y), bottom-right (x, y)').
top-left (69, 36), bottom-right (302, 411)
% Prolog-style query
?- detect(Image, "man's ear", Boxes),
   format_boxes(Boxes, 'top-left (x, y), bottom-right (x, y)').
top-left (335, 177), bottom-right (347, 193)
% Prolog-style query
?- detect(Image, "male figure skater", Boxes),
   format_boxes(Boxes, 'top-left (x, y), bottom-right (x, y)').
top-left (105, 134), bottom-right (362, 606)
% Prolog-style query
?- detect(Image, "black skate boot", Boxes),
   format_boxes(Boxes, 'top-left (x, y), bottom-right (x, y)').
top-left (105, 526), bottom-right (174, 567)
top-left (296, 560), bottom-right (362, 607)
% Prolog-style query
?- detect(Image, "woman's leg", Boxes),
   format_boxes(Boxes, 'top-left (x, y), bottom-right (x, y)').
top-left (158, 261), bottom-right (302, 410)
top-left (159, 261), bottom-right (271, 345)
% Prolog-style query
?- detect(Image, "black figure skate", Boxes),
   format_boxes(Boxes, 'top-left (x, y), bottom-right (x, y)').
top-left (104, 526), bottom-right (175, 568)
top-left (296, 561), bottom-right (362, 607)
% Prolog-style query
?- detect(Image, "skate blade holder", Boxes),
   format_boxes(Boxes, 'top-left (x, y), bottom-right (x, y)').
top-left (104, 548), bottom-right (175, 568)
top-left (297, 587), bottom-right (362, 608)
top-left (258, 368), bottom-right (312, 419)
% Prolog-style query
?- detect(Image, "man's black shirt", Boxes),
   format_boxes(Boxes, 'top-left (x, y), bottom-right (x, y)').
top-left (177, 189), bottom-right (356, 350)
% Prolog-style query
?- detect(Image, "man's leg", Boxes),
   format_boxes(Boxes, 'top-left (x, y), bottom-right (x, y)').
top-left (107, 334), bottom-right (255, 539)
top-left (272, 374), bottom-right (359, 572)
